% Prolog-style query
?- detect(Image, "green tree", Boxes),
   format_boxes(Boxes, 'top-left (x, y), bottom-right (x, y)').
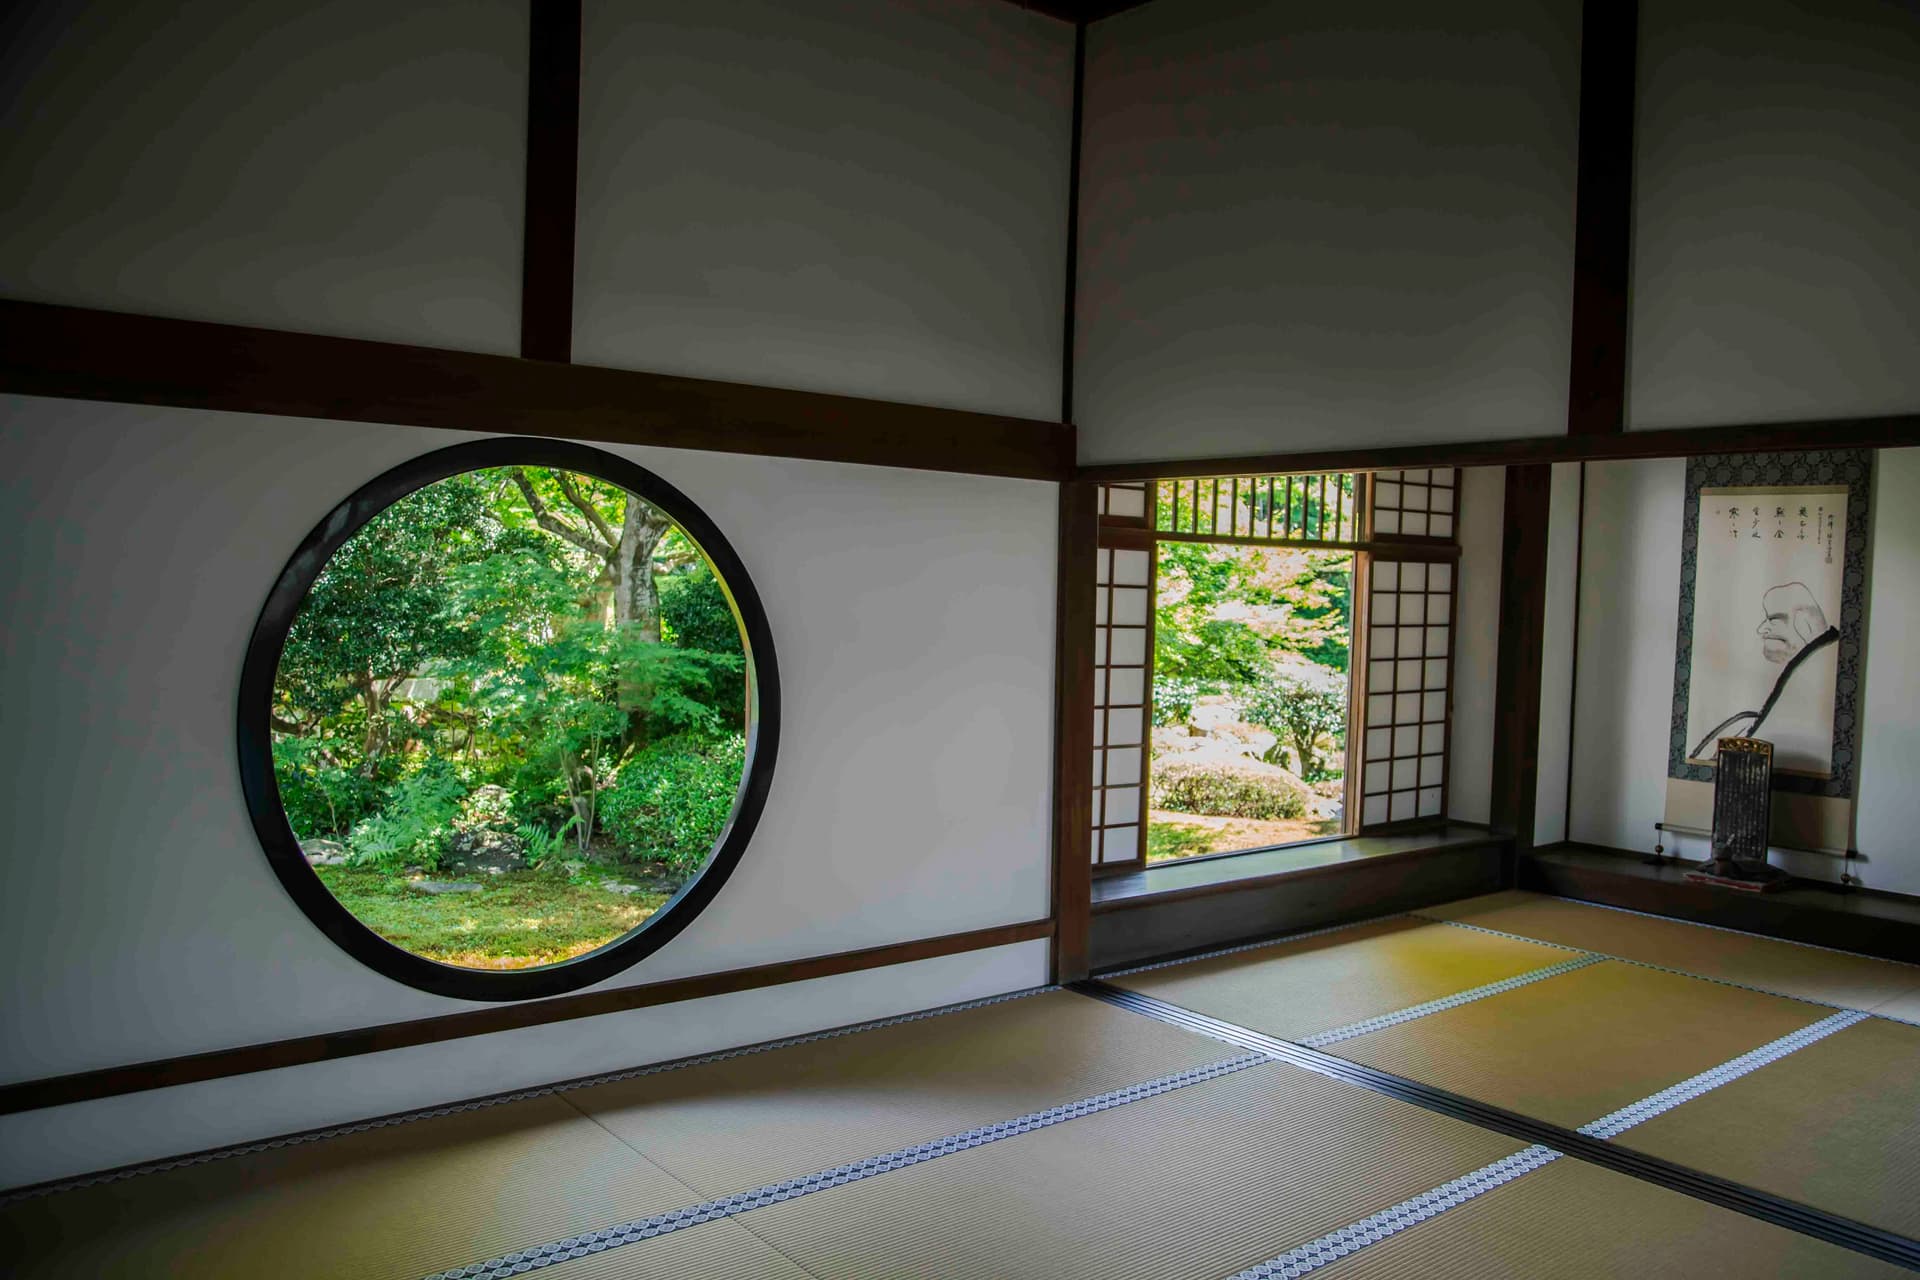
top-left (1238, 663), bottom-right (1348, 781)
top-left (274, 473), bottom-right (496, 775)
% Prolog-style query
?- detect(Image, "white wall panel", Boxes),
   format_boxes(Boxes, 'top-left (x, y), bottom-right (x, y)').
top-left (1533, 462), bottom-right (1583, 845)
top-left (1568, 458), bottom-right (1688, 854)
top-left (0, 397), bottom-right (1056, 1182)
top-left (0, 0), bottom-right (528, 353)
top-left (0, 940), bottom-right (1046, 1190)
top-left (572, 0), bottom-right (1072, 420)
top-left (1449, 466), bottom-right (1505, 825)
top-left (1074, 0), bottom-right (1580, 464)
top-left (1853, 449), bottom-right (1920, 898)
top-left (1628, 0), bottom-right (1920, 429)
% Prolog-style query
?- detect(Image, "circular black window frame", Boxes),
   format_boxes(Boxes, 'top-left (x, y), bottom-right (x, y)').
top-left (237, 438), bottom-right (780, 1001)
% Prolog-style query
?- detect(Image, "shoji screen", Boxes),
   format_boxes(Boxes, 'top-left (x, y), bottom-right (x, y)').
top-left (1092, 536), bottom-right (1154, 869)
top-left (1357, 469), bottom-right (1462, 830)
top-left (1093, 484), bottom-right (1154, 871)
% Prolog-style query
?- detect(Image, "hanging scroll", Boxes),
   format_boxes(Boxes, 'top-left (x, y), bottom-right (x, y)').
top-left (1665, 451), bottom-right (1871, 851)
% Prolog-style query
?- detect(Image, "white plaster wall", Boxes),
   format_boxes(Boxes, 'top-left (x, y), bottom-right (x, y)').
top-left (0, 0), bottom-right (528, 353)
top-left (0, 397), bottom-right (1057, 1184)
top-left (1568, 452), bottom-right (1920, 897)
top-left (0, 941), bottom-right (1045, 1190)
top-left (1448, 466), bottom-right (1506, 826)
top-left (571, 0), bottom-right (1073, 420)
top-left (1854, 449), bottom-right (1920, 898)
top-left (1628, 0), bottom-right (1920, 429)
top-left (1073, 0), bottom-right (1580, 464)
top-left (1533, 462), bottom-right (1583, 845)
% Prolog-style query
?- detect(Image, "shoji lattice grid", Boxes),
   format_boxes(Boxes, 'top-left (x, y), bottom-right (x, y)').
top-left (1092, 537), bottom-right (1153, 868)
top-left (1370, 468), bottom-right (1458, 540)
top-left (1097, 482), bottom-right (1150, 526)
top-left (1358, 557), bottom-right (1456, 828)
top-left (1154, 472), bottom-right (1362, 544)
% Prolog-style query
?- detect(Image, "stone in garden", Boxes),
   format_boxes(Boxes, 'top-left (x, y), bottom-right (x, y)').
top-left (410, 881), bottom-right (484, 895)
top-left (301, 839), bottom-right (349, 866)
top-left (602, 881), bottom-right (641, 895)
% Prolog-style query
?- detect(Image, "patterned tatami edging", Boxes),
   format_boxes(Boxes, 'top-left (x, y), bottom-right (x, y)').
top-left (1225, 1146), bottom-right (1564, 1280)
top-left (1078, 982), bottom-right (1920, 1273)
top-left (422, 1053), bottom-right (1267, 1280)
top-left (1425, 915), bottom-right (1920, 1024)
top-left (1296, 956), bottom-right (1605, 1049)
top-left (0, 985), bottom-right (1058, 1206)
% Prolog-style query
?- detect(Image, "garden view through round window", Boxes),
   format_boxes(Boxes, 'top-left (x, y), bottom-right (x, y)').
top-left (239, 440), bottom-right (778, 1000)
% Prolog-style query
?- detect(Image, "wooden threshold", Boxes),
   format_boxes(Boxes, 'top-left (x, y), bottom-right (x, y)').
top-left (0, 918), bottom-right (1053, 1116)
top-left (0, 299), bottom-right (1073, 481)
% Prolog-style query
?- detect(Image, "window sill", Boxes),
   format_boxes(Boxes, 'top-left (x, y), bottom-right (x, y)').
top-left (1091, 823), bottom-right (1503, 914)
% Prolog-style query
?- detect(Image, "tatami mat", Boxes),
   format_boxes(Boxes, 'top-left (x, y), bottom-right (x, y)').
top-left (732, 1061), bottom-right (1527, 1280)
top-left (1614, 1015), bottom-right (1920, 1239)
top-left (0, 1096), bottom-right (702, 1280)
top-left (509, 1220), bottom-right (814, 1280)
top-left (1415, 892), bottom-right (1920, 1013)
top-left (1319, 1153), bottom-right (1910, 1280)
top-left (564, 989), bottom-right (1231, 1199)
top-left (1329, 960), bottom-right (1831, 1129)
top-left (1113, 916), bottom-right (1576, 1041)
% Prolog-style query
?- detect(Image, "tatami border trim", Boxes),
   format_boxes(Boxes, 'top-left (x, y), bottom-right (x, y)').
top-left (0, 985), bottom-right (1056, 1205)
top-left (1075, 982), bottom-right (1920, 1271)
top-left (1226, 1145), bottom-right (1565, 1279)
top-left (1298, 956), bottom-right (1605, 1048)
top-left (1425, 915), bottom-right (1920, 1023)
top-left (423, 1053), bottom-right (1267, 1280)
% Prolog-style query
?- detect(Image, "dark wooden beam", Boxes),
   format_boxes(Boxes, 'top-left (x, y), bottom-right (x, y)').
top-left (0, 918), bottom-right (1053, 1115)
top-left (1060, 19), bottom-right (1086, 425)
top-left (1073, 414), bottom-right (1920, 483)
top-left (520, 0), bottom-right (582, 362)
top-left (1566, 0), bottom-right (1639, 436)
top-left (1051, 480), bottom-right (1099, 981)
top-left (0, 299), bottom-right (1074, 480)
top-left (993, 0), bottom-right (1157, 22)
top-left (1489, 465), bottom-right (1554, 860)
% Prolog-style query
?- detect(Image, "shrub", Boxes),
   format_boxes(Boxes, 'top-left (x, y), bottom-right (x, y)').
top-left (1237, 663), bottom-right (1348, 782)
top-left (599, 735), bottom-right (746, 871)
top-left (271, 736), bottom-right (382, 838)
top-left (347, 759), bottom-right (467, 871)
top-left (1149, 759), bottom-right (1306, 820)
top-left (1152, 674), bottom-right (1235, 727)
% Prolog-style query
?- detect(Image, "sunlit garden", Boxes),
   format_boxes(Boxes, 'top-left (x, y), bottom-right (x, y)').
top-left (271, 466), bottom-right (751, 969)
top-left (1147, 480), bottom-right (1354, 862)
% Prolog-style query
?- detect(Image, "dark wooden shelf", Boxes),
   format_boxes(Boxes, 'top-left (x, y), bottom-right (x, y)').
top-left (1089, 825), bottom-right (1509, 972)
top-left (1524, 844), bottom-right (1920, 965)
top-left (1094, 824), bottom-right (1502, 912)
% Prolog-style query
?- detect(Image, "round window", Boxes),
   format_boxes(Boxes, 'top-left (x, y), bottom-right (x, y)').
top-left (238, 439), bottom-right (778, 1000)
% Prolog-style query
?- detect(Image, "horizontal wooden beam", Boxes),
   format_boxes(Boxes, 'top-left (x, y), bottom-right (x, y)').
top-left (1075, 415), bottom-right (1920, 483)
top-left (0, 299), bottom-right (1074, 481)
top-left (0, 918), bottom-right (1053, 1115)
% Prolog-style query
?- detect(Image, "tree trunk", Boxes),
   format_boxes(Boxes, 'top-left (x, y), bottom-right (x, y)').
top-left (614, 502), bottom-right (671, 642)
top-left (1290, 726), bottom-right (1317, 780)
top-left (360, 674), bottom-right (387, 776)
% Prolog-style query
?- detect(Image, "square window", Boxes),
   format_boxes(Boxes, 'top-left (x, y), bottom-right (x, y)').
top-left (1365, 760), bottom-right (1390, 792)
top-left (1428, 595), bottom-right (1451, 624)
top-left (1108, 667), bottom-right (1144, 707)
top-left (1429, 563), bottom-right (1452, 591)
top-left (1111, 587), bottom-right (1148, 626)
top-left (1368, 694), bottom-right (1393, 722)
top-left (1421, 755), bottom-right (1444, 787)
top-left (1108, 487), bottom-right (1147, 518)
top-left (1426, 626), bottom-right (1448, 657)
top-left (1107, 707), bottom-right (1142, 745)
top-left (1425, 657), bottom-right (1449, 688)
top-left (1364, 795), bottom-right (1389, 826)
top-left (1401, 594), bottom-right (1427, 625)
top-left (1095, 548), bottom-right (1112, 585)
top-left (1376, 480), bottom-right (1402, 508)
top-left (1392, 790), bottom-right (1415, 822)
top-left (1366, 728), bottom-right (1392, 759)
top-left (1374, 561), bottom-right (1399, 590)
top-left (1401, 562), bottom-right (1427, 591)
top-left (1395, 691), bottom-right (1421, 722)
top-left (1370, 658), bottom-right (1396, 691)
top-left (1423, 690), bottom-right (1447, 720)
top-left (1375, 509), bottom-right (1401, 535)
top-left (1403, 511), bottom-right (1429, 536)
top-left (1110, 628), bottom-right (1146, 665)
top-left (1114, 548), bottom-right (1150, 587)
top-left (1105, 747), bottom-right (1142, 786)
top-left (1418, 788), bottom-right (1442, 816)
top-left (1373, 594), bottom-right (1398, 624)
top-left (1105, 786), bottom-right (1141, 820)
top-left (1430, 514), bottom-right (1453, 538)
top-left (1371, 626), bottom-right (1397, 659)
top-left (1103, 825), bottom-right (1139, 862)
